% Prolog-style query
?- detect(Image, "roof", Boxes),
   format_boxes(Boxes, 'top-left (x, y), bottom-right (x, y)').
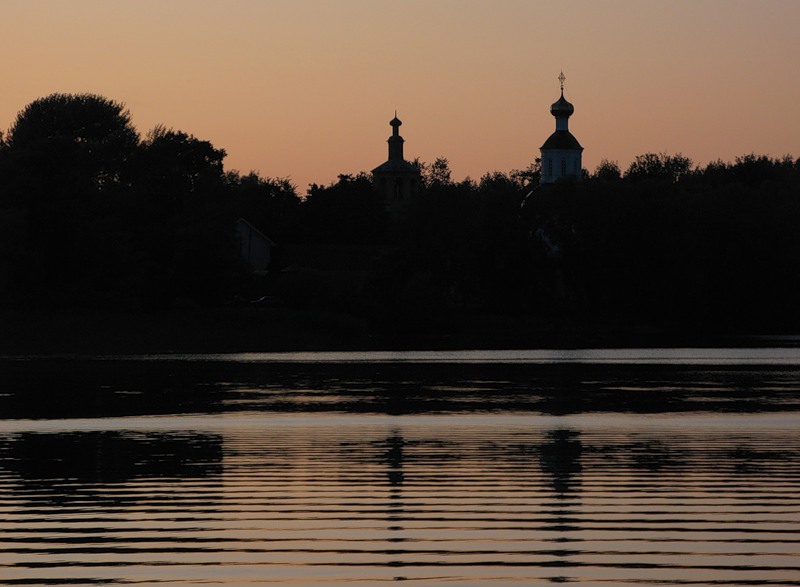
top-left (540, 130), bottom-right (583, 151)
top-left (371, 159), bottom-right (420, 174)
top-left (236, 218), bottom-right (277, 246)
top-left (550, 93), bottom-right (575, 117)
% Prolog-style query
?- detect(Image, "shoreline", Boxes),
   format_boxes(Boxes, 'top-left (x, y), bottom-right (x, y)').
top-left (1, 307), bottom-right (788, 357)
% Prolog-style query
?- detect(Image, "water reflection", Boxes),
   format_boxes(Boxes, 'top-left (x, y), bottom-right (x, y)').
top-left (537, 430), bottom-right (581, 583)
top-left (383, 431), bottom-right (406, 489)
top-left (540, 429), bottom-right (582, 494)
top-left (4, 431), bottom-right (222, 484)
top-left (381, 431), bottom-right (408, 577)
top-left (4, 358), bottom-right (800, 418)
top-left (1, 353), bottom-right (799, 586)
top-left (0, 416), bottom-right (798, 586)
top-left (0, 359), bottom-right (227, 419)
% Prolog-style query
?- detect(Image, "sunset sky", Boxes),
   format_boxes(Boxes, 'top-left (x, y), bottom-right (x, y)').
top-left (2, 0), bottom-right (799, 191)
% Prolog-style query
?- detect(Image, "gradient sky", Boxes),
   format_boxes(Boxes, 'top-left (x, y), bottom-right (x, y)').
top-left (2, 0), bottom-right (799, 190)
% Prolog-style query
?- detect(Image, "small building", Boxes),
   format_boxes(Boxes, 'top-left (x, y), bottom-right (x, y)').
top-left (372, 114), bottom-right (421, 220)
top-left (540, 72), bottom-right (583, 184)
top-left (235, 218), bottom-right (275, 272)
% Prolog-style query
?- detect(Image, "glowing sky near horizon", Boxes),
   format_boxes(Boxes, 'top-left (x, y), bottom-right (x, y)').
top-left (2, 0), bottom-right (799, 191)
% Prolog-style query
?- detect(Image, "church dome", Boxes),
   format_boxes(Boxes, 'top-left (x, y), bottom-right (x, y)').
top-left (550, 92), bottom-right (574, 118)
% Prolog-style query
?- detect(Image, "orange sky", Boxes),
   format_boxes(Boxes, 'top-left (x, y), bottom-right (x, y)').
top-left (2, 0), bottom-right (799, 191)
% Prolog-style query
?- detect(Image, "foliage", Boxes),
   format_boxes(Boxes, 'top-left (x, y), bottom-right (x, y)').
top-left (131, 125), bottom-right (227, 214)
top-left (593, 159), bottom-right (621, 181)
top-left (5, 93), bottom-right (139, 201)
top-left (2, 92), bottom-right (800, 341)
top-left (0, 95), bottom-right (244, 308)
top-left (624, 152), bottom-right (693, 182)
top-left (0, 94), bottom-right (141, 298)
top-left (302, 173), bottom-right (388, 243)
top-left (527, 155), bottom-right (800, 332)
top-left (414, 156), bottom-right (452, 187)
top-left (509, 160), bottom-right (541, 190)
top-left (227, 172), bottom-right (301, 244)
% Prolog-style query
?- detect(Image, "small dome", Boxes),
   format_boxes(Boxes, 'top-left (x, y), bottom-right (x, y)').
top-left (550, 92), bottom-right (574, 118)
top-left (390, 115), bottom-right (402, 127)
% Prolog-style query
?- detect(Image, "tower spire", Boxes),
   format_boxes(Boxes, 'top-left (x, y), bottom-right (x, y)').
top-left (388, 113), bottom-right (404, 159)
top-left (539, 72), bottom-right (583, 185)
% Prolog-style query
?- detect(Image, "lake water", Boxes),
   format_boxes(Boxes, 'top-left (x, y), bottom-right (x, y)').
top-left (1, 349), bottom-right (799, 586)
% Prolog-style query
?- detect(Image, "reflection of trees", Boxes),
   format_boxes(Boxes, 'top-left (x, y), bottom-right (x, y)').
top-left (2, 431), bottom-right (222, 499)
top-left (7, 361), bottom-right (793, 420)
top-left (628, 438), bottom-right (677, 471)
top-left (215, 362), bottom-right (800, 417)
top-left (0, 359), bottom-right (227, 419)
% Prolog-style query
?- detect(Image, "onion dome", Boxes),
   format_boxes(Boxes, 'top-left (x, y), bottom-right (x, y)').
top-left (390, 114), bottom-right (402, 128)
top-left (550, 91), bottom-right (574, 118)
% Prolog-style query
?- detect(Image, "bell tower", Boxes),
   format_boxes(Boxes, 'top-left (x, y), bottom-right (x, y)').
top-left (540, 72), bottom-right (583, 184)
top-left (372, 113), bottom-right (421, 220)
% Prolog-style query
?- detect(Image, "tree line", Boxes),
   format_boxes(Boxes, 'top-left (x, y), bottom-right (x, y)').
top-left (1, 93), bottom-right (799, 339)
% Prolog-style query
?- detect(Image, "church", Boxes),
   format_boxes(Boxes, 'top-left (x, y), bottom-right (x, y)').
top-left (539, 72), bottom-right (583, 184)
top-left (370, 73), bottom-right (582, 203)
top-left (371, 113), bottom-right (421, 219)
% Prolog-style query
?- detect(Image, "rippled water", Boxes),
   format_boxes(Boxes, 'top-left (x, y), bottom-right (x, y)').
top-left (1, 350), bottom-right (799, 586)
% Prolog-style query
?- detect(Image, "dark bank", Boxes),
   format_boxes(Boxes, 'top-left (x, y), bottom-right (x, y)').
top-left (2, 93), bottom-right (800, 355)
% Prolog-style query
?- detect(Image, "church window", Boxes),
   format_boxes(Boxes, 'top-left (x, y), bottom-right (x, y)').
top-left (547, 159), bottom-right (553, 177)
top-left (561, 159), bottom-right (567, 176)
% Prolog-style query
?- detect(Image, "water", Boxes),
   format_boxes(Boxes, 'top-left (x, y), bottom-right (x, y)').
top-left (1, 350), bottom-right (799, 586)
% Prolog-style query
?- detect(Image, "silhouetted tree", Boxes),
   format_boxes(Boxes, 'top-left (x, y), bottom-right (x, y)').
top-left (132, 126), bottom-right (226, 212)
top-left (593, 159), bottom-right (621, 181)
top-left (416, 156), bottom-right (453, 187)
top-left (0, 94), bottom-right (140, 301)
top-left (4, 93), bottom-right (138, 204)
top-left (509, 160), bottom-right (541, 190)
top-left (624, 152), bottom-right (693, 182)
top-left (228, 172), bottom-right (301, 244)
top-left (302, 173), bottom-right (388, 243)
top-left (128, 126), bottom-right (238, 307)
top-left (520, 153), bottom-right (800, 334)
